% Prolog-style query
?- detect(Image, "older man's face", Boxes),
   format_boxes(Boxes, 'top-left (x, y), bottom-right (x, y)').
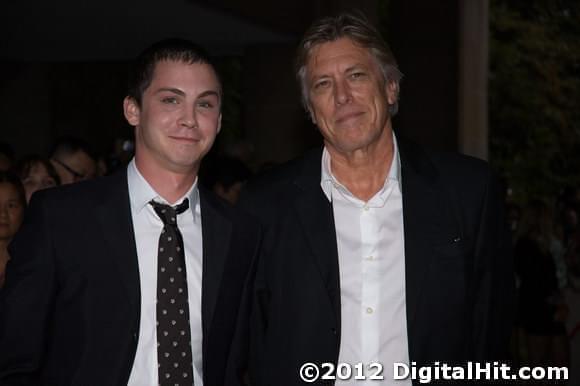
top-left (306, 38), bottom-right (397, 155)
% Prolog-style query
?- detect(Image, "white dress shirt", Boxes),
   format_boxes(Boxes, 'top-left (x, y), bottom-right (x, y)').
top-left (126, 159), bottom-right (204, 386)
top-left (321, 134), bottom-right (411, 385)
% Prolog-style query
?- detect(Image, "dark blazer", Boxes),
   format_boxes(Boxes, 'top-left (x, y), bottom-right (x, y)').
top-left (240, 138), bottom-right (514, 385)
top-left (0, 169), bottom-right (260, 386)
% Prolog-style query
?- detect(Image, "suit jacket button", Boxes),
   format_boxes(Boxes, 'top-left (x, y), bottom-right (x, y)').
top-left (132, 332), bottom-right (138, 341)
top-left (331, 328), bottom-right (337, 335)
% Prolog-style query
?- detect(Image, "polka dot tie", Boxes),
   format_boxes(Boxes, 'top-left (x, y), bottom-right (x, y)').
top-left (150, 198), bottom-right (194, 386)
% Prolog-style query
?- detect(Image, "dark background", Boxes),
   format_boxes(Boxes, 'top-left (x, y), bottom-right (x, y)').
top-left (0, 1), bottom-right (467, 163)
top-left (1, 0), bottom-right (579, 201)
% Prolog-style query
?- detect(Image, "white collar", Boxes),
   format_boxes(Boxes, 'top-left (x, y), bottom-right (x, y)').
top-left (127, 158), bottom-right (198, 215)
top-left (320, 131), bottom-right (402, 202)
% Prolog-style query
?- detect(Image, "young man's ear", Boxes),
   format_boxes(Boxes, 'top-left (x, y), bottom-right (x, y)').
top-left (123, 96), bottom-right (141, 126)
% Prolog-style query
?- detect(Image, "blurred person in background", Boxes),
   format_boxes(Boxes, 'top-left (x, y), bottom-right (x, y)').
top-left (95, 136), bottom-right (135, 177)
top-left (0, 172), bottom-right (25, 287)
top-left (515, 200), bottom-right (569, 372)
top-left (506, 202), bottom-right (522, 245)
top-left (16, 156), bottom-right (60, 203)
top-left (49, 136), bottom-right (97, 184)
top-left (201, 155), bottom-right (252, 205)
top-left (108, 136), bottom-right (135, 173)
top-left (563, 205), bottom-right (579, 247)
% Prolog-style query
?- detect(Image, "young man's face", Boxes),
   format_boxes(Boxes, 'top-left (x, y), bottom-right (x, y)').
top-left (125, 59), bottom-right (221, 175)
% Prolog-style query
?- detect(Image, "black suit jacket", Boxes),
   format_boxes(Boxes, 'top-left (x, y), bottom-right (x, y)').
top-left (0, 169), bottom-right (260, 386)
top-left (240, 139), bottom-right (514, 385)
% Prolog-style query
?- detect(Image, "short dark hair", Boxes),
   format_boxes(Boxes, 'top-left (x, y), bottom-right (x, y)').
top-left (127, 38), bottom-right (220, 106)
top-left (0, 171), bottom-right (26, 208)
top-left (50, 136), bottom-right (95, 161)
top-left (296, 11), bottom-right (403, 116)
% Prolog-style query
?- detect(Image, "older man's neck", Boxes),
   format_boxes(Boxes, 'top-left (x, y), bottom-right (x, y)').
top-left (327, 131), bottom-right (394, 202)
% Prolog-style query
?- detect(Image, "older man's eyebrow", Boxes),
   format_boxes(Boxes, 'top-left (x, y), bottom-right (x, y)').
top-left (309, 63), bottom-right (369, 80)
top-left (345, 64), bottom-right (365, 72)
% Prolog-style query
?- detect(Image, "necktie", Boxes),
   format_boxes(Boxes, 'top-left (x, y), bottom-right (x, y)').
top-left (150, 198), bottom-right (194, 386)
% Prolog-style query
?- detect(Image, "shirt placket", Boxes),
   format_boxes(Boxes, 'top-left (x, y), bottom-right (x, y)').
top-left (360, 203), bottom-right (380, 369)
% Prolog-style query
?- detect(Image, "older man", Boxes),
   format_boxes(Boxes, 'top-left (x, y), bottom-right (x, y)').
top-left (0, 39), bottom-right (259, 386)
top-left (241, 12), bottom-right (514, 385)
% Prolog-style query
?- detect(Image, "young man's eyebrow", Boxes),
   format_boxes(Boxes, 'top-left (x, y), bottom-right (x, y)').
top-left (198, 90), bottom-right (220, 99)
top-left (153, 88), bottom-right (219, 99)
top-left (154, 87), bottom-right (186, 96)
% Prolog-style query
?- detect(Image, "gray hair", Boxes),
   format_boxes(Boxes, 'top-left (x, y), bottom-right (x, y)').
top-left (295, 12), bottom-right (403, 117)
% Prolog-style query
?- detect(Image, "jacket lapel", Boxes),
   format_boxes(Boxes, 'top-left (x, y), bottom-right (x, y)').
top-left (292, 141), bottom-right (452, 361)
top-left (94, 169), bottom-right (141, 313)
top-left (199, 188), bottom-right (232, 343)
top-left (398, 139), bottom-right (441, 329)
top-left (293, 149), bottom-right (341, 328)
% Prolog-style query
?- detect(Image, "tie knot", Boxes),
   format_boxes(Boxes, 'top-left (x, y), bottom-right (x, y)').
top-left (149, 198), bottom-right (189, 226)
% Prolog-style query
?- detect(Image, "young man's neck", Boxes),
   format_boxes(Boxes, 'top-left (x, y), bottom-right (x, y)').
top-left (135, 157), bottom-right (198, 205)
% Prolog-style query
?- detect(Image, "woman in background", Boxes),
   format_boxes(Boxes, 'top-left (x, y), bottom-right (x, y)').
top-left (0, 171), bottom-right (26, 287)
top-left (16, 156), bottom-right (59, 203)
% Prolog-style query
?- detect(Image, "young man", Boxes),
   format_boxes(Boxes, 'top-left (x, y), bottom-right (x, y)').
top-left (0, 39), bottom-right (259, 386)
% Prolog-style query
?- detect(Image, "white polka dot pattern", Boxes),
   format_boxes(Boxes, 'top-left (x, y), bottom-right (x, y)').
top-left (150, 199), bottom-right (193, 385)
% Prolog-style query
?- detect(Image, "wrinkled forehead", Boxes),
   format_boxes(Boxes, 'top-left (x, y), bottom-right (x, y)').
top-left (305, 38), bottom-right (381, 78)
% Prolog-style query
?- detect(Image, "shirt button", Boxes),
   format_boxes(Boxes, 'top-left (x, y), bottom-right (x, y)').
top-left (366, 307), bottom-right (374, 314)
top-left (366, 255), bottom-right (374, 261)
top-left (363, 205), bottom-right (369, 211)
